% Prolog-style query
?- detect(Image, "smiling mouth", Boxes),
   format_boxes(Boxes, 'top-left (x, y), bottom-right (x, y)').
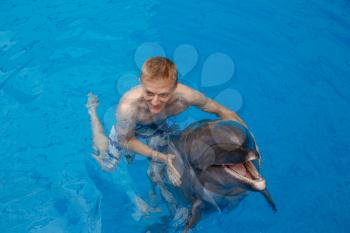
top-left (148, 103), bottom-right (162, 112)
top-left (222, 160), bottom-right (266, 191)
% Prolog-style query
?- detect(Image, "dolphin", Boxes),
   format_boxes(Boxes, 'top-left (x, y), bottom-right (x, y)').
top-left (162, 119), bottom-right (277, 233)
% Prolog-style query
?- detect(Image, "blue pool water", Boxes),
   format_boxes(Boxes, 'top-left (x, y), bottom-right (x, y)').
top-left (1, 0), bottom-right (350, 232)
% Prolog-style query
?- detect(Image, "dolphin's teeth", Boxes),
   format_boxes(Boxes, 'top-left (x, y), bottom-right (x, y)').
top-left (244, 161), bottom-right (261, 180)
top-left (225, 164), bottom-right (247, 177)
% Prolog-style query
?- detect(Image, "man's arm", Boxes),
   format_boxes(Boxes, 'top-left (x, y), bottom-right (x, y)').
top-left (115, 102), bottom-right (165, 161)
top-left (115, 101), bottom-right (181, 185)
top-left (181, 84), bottom-right (248, 127)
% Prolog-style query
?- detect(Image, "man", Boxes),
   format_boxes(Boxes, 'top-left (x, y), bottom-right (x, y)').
top-left (86, 56), bottom-right (247, 207)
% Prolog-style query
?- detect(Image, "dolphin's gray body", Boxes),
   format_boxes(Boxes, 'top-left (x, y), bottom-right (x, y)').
top-left (162, 119), bottom-right (276, 232)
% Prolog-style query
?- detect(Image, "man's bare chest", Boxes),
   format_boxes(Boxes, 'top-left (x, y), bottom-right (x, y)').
top-left (137, 100), bottom-right (188, 124)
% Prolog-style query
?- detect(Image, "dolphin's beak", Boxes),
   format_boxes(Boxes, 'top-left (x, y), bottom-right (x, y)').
top-left (222, 159), bottom-right (277, 212)
top-left (223, 159), bottom-right (266, 191)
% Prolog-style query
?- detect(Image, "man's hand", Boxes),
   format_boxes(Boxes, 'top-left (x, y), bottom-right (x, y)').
top-left (165, 154), bottom-right (182, 186)
top-left (154, 152), bottom-right (182, 186)
top-left (151, 150), bottom-right (182, 186)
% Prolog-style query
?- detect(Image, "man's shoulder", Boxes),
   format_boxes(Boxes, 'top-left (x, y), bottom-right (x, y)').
top-left (117, 85), bottom-right (143, 112)
top-left (176, 83), bottom-right (192, 92)
top-left (175, 83), bottom-right (205, 102)
top-left (120, 85), bottom-right (142, 103)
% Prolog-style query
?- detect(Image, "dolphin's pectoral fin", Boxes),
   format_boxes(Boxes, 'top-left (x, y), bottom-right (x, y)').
top-left (183, 199), bottom-right (203, 233)
top-left (261, 189), bottom-right (277, 212)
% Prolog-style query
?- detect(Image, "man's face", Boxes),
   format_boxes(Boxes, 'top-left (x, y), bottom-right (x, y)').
top-left (141, 76), bottom-right (176, 114)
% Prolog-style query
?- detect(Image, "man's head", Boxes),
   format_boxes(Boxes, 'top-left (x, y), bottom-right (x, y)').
top-left (140, 57), bottom-right (178, 114)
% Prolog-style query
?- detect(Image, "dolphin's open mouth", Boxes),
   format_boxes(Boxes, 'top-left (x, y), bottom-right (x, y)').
top-left (221, 160), bottom-right (266, 191)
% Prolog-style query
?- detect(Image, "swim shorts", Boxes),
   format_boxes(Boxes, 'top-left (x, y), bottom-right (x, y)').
top-left (99, 120), bottom-right (178, 170)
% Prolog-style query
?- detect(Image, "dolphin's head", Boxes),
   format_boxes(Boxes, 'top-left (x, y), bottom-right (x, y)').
top-left (178, 120), bottom-right (266, 192)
